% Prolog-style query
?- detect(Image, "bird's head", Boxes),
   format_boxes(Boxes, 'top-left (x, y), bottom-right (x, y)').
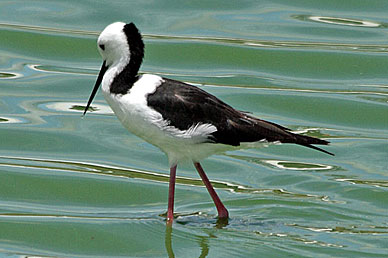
top-left (97, 22), bottom-right (130, 67)
top-left (84, 22), bottom-right (144, 115)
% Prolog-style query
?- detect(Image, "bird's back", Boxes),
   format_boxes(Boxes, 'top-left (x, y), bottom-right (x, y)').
top-left (147, 77), bottom-right (333, 156)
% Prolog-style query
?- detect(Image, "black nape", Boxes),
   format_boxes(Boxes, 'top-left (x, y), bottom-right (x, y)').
top-left (110, 22), bottom-right (145, 94)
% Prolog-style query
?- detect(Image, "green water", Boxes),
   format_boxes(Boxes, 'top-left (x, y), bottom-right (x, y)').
top-left (0, 1), bottom-right (387, 257)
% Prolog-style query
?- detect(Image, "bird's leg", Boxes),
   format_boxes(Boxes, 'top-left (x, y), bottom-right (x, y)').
top-left (167, 164), bottom-right (177, 225)
top-left (193, 162), bottom-right (229, 219)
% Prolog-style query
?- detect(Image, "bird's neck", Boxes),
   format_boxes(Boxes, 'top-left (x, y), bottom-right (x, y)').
top-left (109, 45), bottom-right (144, 95)
top-left (108, 62), bottom-right (139, 95)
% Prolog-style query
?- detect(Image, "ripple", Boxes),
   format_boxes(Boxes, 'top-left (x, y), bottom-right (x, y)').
top-left (0, 72), bottom-right (22, 79)
top-left (1, 22), bottom-right (387, 55)
top-left (335, 178), bottom-right (388, 188)
top-left (308, 16), bottom-right (381, 28)
top-left (264, 160), bottom-right (333, 171)
top-left (227, 154), bottom-right (336, 172)
top-left (254, 230), bottom-right (344, 248)
top-left (39, 102), bottom-right (113, 115)
top-left (290, 223), bottom-right (388, 235)
top-left (0, 116), bottom-right (25, 124)
top-left (28, 64), bottom-right (96, 76)
top-left (293, 15), bottom-right (382, 28)
top-left (0, 156), bottom-right (336, 203)
top-left (0, 22), bottom-right (97, 36)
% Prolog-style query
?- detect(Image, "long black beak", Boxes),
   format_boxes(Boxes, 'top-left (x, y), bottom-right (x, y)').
top-left (83, 61), bottom-right (108, 116)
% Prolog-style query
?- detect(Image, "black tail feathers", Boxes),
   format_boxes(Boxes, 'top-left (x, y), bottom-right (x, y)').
top-left (292, 133), bottom-right (334, 156)
top-left (300, 143), bottom-right (334, 156)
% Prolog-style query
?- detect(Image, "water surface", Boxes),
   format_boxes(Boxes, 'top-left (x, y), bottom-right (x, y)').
top-left (0, 0), bottom-right (387, 257)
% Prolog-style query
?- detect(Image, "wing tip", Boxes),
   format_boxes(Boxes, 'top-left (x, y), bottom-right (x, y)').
top-left (302, 143), bottom-right (335, 156)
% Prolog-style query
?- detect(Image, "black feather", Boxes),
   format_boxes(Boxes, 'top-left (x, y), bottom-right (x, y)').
top-left (110, 23), bottom-right (144, 94)
top-left (147, 78), bottom-right (333, 155)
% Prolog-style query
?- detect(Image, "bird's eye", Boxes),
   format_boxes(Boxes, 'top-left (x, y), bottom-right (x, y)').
top-left (99, 44), bottom-right (105, 50)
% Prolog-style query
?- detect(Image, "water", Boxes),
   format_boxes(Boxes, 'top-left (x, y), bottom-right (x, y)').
top-left (0, 1), bottom-right (387, 257)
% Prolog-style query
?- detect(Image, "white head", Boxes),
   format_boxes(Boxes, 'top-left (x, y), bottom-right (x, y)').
top-left (84, 22), bottom-right (144, 115)
top-left (97, 22), bottom-right (129, 67)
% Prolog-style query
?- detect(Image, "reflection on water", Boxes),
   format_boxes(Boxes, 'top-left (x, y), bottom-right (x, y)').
top-left (0, 22), bottom-right (98, 36)
top-left (264, 160), bottom-right (333, 171)
top-left (290, 223), bottom-right (388, 235)
top-left (29, 64), bottom-right (97, 76)
top-left (306, 16), bottom-right (381, 28)
top-left (227, 153), bottom-right (337, 172)
top-left (0, 72), bottom-right (21, 79)
top-left (197, 236), bottom-right (210, 258)
top-left (165, 226), bottom-right (175, 258)
top-left (165, 222), bottom-right (219, 258)
top-left (254, 230), bottom-right (344, 248)
top-left (40, 102), bottom-right (113, 115)
top-left (0, 156), bottom-right (336, 203)
top-left (1, 22), bottom-right (388, 54)
top-left (334, 178), bottom-right (388, 188)
top-left (0, 116), bottom-right (25, 124)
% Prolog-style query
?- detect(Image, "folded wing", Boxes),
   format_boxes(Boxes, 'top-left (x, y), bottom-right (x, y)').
top-left (147, 78), bottom-right (333, 155)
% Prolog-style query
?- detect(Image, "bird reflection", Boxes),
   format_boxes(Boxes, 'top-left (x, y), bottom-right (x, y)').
top-left (198, 236), bottom-right (209, 258)
top-left (165, 226), bottom-right (175, 258)
top-left (215, 217), bottom-right (229, 229)
top-left (164, 217), bottom-right (228, 257)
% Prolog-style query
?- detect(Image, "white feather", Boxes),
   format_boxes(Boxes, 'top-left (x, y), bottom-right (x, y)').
top-left (101, 73), bottom-right (223, 165)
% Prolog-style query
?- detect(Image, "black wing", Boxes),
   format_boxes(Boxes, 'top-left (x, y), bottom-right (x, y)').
top-left (147, 78), bottom-right (333, 155)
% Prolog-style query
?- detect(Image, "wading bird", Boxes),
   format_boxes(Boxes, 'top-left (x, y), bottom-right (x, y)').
top-left (84, 22), bottom-right (333, 225)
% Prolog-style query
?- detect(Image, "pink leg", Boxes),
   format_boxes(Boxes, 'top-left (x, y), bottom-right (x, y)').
top-left (194, 162), bottom-right (229, 219)
top-left (167, 164), bottom-right (177, 225)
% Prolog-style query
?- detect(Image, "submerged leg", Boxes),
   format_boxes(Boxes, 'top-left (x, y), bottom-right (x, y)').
top-left (167, 164), bottom-right (177, 225)
top-left (193, 162), bottom-right (229, 219)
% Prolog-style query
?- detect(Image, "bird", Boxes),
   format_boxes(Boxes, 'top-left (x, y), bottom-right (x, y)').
top-left (83, 22), bottom-right (333, 225)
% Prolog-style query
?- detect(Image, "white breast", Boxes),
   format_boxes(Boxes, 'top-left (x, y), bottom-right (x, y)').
top-left (102, 74), bottom-right (228, 165)
top-left (102, 74), bottom-right (165, 137)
